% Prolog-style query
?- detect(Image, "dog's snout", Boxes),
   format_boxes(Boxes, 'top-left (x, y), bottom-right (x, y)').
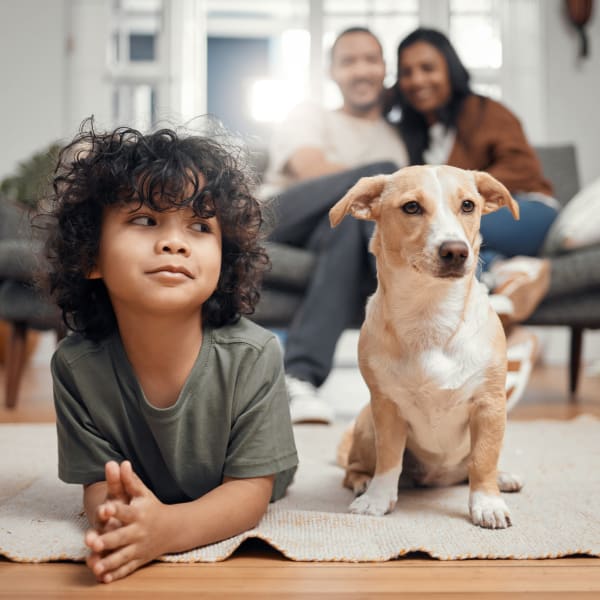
top-left (438, 241), bottom-right (469, 268)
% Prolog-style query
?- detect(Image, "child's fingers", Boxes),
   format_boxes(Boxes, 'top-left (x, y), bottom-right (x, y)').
top-left (105, 461), bottom-right (126, 501)
top-left (101, 556), bottom-right (146, 584)
top-left (90, 522), bottom-right (137, 553)
top-left (95, 547), bottom-right (146, 584)
top-left (106, 501), bottom-right (137, 525)
top-left (100, 515), bottom-right (123, 533)
top-left (96, 501), bottom-right (118, 523)
top-left (85, 529), bottom-right (100, 549)
top-left (120, 461), bottom-right (147, 497)
top-left (86, 549), bottom-right (103, 571)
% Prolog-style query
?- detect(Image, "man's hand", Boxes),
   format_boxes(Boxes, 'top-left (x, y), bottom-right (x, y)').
top-left (85, 461), bottom-right (170, 583)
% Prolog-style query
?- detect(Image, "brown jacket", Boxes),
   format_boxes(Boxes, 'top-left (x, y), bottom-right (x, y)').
top-left (447, 95), bottom-right (553, 196)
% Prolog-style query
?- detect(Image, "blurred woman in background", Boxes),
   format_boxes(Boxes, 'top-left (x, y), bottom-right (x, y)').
top-left (386, 27), bottom-right (559, 325)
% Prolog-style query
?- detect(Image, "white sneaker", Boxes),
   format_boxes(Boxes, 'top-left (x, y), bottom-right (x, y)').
top-left (286, 375), bottom-right (334, 425)
top-left (490, 257), bottom-right (551, 324)
top-left (505, 327), bottom-right (539, 413)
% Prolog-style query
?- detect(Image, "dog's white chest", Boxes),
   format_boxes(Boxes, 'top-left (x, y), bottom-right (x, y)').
top-left (419, 340), bottom-right (490, 392)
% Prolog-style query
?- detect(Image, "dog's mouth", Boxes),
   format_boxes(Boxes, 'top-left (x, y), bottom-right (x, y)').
top-left (409, 256), bottom-right (468, 280)
top-left (435, 269), bottom-right (467, 279)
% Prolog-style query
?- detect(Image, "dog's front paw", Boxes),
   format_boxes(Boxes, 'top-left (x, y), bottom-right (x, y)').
top-left (469, 491), bottom-right (512, 529)
top-left (349, 490), bottom-right (397, 516)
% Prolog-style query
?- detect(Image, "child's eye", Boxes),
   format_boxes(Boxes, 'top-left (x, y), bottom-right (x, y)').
top-left (130, 215), bottom-right (156, 226)
top-left (191, 221), bottom-right (211, 233)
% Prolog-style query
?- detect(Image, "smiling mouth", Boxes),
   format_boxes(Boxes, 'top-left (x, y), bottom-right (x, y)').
top-left (411, 89), bottom-right (432, 101)
top-left (147, 266), bottom-right (194, 279)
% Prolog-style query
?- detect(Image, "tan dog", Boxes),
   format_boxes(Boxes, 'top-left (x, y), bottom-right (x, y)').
top-left (330, 165), bottom-right (523, 529)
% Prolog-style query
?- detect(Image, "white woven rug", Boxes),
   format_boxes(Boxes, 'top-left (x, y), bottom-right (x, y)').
top-left (1, 418), bottom-right (599, 563)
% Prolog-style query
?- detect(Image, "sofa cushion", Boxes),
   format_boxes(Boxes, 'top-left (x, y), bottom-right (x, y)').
top-left (264, 242), bottom-right (316, 291)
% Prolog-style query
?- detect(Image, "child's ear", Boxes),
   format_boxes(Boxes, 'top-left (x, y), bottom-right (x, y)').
top-left (87, 265), bottom-right (102, 279)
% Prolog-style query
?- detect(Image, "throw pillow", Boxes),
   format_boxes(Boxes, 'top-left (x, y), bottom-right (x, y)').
top-left (542, 176), bottom-right (600, 255)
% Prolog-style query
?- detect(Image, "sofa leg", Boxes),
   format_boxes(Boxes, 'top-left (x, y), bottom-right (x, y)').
top-left (568, 327), bottom-right (584, 403)
top-left (5, 322), bottom-right (28, 409)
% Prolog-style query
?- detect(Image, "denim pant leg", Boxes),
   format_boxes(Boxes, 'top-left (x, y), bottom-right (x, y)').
top-left (478, 194), bottom-right (559, 272)
top-left (284, 216), bottom-right (376, 387)
top-left (276, 162), bottom-right (397, 386)
top-left (268, 161), bottom-right (398, 247)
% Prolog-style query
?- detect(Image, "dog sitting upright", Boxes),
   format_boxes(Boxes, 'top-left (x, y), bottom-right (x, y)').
top-left (330, 165), bottom-right (523, 529)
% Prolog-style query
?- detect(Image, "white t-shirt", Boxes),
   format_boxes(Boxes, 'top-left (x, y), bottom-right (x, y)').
top-left (259, 102), bottom-right (408, 198)
top-left (423, 123), bottom-right (456, 165)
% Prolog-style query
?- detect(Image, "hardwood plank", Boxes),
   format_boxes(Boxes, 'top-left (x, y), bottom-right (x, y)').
top-left (1, 556), bottom-right (600, 598)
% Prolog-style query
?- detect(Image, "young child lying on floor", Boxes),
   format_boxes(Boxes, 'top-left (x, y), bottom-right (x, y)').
top-left (44, 119), bottom-right (298, 583)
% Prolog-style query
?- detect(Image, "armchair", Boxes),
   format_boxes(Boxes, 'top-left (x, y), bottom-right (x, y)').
top-left (0, 200), bottom-right (62, 408)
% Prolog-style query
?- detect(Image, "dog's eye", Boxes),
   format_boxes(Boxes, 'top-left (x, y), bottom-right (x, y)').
top-left (461, 200), bottom-right (475, 213)
top-left (402, 201), bottom-right (422, 215)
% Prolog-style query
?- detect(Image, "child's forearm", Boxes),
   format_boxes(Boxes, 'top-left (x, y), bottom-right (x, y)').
top-left (83, 481), bottom-right (108, 529)
top-left (161, 475), bottom-right (274, 554)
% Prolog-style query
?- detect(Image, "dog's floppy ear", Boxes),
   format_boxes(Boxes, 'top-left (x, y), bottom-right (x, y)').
top-left (474, 171), bottom-right (520, 220)
top-left (329, 175), bottom-right (387, 227)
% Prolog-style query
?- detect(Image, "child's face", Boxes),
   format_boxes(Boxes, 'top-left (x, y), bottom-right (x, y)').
top-left (88, 196), bottom-right (222, 322)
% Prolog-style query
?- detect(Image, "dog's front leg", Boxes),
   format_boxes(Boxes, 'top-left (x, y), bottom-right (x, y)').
top-left (468, 399), bottom-right (512, 529)
top-left (349, 395), bottom-right (407, 516)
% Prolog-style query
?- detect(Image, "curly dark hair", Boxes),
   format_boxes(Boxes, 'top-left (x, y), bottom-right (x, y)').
top-left (43, 117), bottom-right (269, 341)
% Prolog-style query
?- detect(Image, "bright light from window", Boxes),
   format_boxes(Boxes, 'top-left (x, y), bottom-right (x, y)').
top-left (250, 79), bottom-right (307, 122)
top-left (249, 29), bottom-right (310, 123)
top-left (451, 18), bottom-right (502, 69)
top-left (281, 29), bottom-right (310, 72)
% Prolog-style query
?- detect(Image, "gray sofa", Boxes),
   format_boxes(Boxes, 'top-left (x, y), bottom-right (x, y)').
top-left (252, 145), bottom-right (600, 399)
top-left (0, 145), bottom-right (598, 407)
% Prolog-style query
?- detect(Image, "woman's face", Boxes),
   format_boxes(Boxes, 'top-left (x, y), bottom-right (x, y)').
top-left (397, 41), bottom-right (452, 124)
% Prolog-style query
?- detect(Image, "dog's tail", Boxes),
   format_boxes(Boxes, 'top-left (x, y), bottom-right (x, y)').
top-left (336, 420), bottom-right (356, 469)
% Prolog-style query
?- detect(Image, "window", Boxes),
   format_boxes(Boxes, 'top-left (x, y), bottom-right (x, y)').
top-left (109, 0), bottom-right (165, 128)
top-left (203, 0), bottom-right (505, 131)
top-left (449, 0), bottom-right (502, 99)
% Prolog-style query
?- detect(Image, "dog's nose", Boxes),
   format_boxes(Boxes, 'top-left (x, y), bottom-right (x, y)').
top-left (438, 241), bottom-right (469, 267)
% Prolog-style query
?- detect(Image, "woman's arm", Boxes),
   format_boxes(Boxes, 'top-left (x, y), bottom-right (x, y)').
top-left (85, 461), bottom-right (274, 583)
top-left (452, 97), bottom-right (552, 196)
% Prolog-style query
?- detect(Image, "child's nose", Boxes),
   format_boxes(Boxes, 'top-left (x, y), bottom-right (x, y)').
top-left (156, 237), bottom-right (190, 256)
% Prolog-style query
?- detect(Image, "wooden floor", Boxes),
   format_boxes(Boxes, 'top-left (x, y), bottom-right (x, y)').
top-left (1, 337), bottom-right (599, 599)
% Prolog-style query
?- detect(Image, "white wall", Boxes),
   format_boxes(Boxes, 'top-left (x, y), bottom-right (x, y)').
top-left (0, 0), bottom-right (113, 181)
top-left (543, 0), bottom-right (600, 187)
top-left (65, 0), bottom-right (113, 133)
top-left (0, 0), bottom-right (68, 179)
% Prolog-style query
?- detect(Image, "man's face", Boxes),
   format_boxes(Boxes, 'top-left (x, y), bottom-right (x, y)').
top-left (330, 31), bottom-right (386, 116)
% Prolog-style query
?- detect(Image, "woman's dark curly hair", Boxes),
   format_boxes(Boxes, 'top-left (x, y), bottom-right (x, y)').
top-left (44, 117), bottom-right (269, 342)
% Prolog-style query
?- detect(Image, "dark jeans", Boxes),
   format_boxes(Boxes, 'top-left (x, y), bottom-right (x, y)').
top-left (478, 193), bottom-right (559, 271)
top-left (268, 161), bottom-right (398, 387)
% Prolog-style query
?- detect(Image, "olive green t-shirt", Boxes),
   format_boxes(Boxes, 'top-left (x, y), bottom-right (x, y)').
top-left (52, 318), bottom-right (298, 503)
